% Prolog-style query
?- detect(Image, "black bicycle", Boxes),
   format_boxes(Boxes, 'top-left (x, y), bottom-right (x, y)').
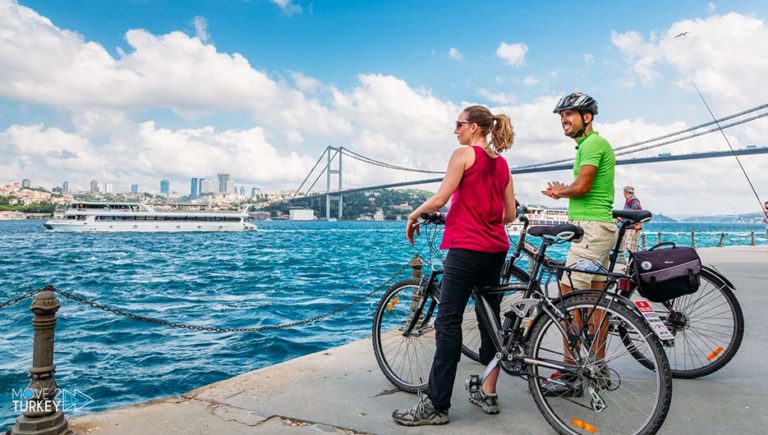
top-left (472, 208), bottom-right (744, 379)
top-left (373, 213), bottom-right (673, 435)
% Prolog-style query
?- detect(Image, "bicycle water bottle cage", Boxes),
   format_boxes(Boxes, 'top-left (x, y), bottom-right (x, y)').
top-left (612, 209), bottom-right (652, 224)
top-left (528, 224), bottom-right (584, 243)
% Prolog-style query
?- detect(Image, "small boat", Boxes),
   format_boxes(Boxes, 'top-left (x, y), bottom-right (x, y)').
top-left (44, 202), bottom-right (256, 232)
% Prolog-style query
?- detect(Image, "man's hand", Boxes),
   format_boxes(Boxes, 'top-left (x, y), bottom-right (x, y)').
top-left (541, 181), bottom-right (566, 199)
top-left (406, 214), bottom-right (421, 246)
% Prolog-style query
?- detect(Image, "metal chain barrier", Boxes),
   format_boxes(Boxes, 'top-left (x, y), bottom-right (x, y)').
top-left (0, 290), bottom-right (40, 310)
top-left (0, 260), bottom-right (412, 333)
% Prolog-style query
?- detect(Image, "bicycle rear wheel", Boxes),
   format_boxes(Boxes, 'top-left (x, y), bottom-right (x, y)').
top-left (528, 296), bottom-right (672, 435)
top-left (621, 268), bottom-right (744, 378)
top-left (372, 278), bottom-right (437, 393)
top-left (461, 263), bottom-right (529, 362)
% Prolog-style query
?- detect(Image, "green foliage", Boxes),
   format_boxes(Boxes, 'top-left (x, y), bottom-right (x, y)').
top-left (264, 189), bottom-right (433, 220)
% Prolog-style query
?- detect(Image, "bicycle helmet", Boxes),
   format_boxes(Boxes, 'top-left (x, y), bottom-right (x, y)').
top-left (552, 92), bottom-right (598, 115)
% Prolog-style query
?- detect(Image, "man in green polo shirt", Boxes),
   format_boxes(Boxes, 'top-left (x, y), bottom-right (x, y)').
top-left (540, 92), bottom-right (616, 396)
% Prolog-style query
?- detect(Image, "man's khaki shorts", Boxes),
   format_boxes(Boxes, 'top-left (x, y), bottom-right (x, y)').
top-left (565, 220), bottom-right (617, 289)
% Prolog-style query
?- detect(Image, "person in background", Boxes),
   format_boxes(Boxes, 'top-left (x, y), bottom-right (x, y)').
top-left (621, 185), bottom-right (643, 261)
top-left (392, 105), bottom-right (516, 426)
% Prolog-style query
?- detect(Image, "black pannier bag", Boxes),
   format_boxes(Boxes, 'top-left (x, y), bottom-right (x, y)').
top-left (629, 242), bottom-right (702, 302)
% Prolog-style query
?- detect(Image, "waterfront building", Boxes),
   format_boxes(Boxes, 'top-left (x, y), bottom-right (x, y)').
top-left (0, 210), bottom-right (26, 220)
top-left (373, 208), bottom-right (385, 221)
top-left (52, 187), bottom-right (63, 194)
top-left (160, 179), bottom-right (170, 196)
top-left (90, 180), bottom-right (99, 193)
top-left (104, 183), bottom-right (113, 193)
top-left (130, 184), bottom-right (139, 194)
top-left (289, 209), bottom-right (316, 220)
top-left (190, 178), bottom-right (199, 198)
top-left (21, 178), bottom-right (31, 188)
top-left (217, 173), bottom-right (230, 194)
top-left (62, 181), bottom-right (69, 194)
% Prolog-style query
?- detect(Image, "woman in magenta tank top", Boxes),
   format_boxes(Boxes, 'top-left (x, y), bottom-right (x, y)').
top-left (393, 106), bottom-right (517, 426)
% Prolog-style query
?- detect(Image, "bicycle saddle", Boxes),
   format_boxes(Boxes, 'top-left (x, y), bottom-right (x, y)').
top-left (528, 223), bottom-right (584, 242)
top-left (612, 209), bottom-right (652, 223)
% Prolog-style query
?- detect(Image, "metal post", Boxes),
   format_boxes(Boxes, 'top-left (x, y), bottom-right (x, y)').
top-left (691, 230), bottom-right (696, 248)
top-left (717, 232), bottom-right (725, 247)
top-left (751, 231), bottom-right (756, 246)
top-left (640, 233), bottom-right (646, 250)
top-left (657, 231), bottom-right (662, 244)
top-left (10, 288), bottom-right (69, 435)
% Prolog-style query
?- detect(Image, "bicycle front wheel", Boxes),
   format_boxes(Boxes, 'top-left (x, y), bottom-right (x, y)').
top-left (528, 296), bottom-right (672, 435)
top-left (372, 278), bottom-right (437, 393)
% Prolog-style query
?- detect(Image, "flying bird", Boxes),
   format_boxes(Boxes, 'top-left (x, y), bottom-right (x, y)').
top-left (674, 31), bottom-right (689, 38)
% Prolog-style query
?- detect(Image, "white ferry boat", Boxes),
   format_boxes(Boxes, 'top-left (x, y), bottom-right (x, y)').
top-left (44, 202), bottom-right (256, 232)
top-left (506, 205), bottom-right (568, 235)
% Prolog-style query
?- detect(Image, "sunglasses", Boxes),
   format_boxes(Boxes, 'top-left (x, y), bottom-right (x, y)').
top-left (455, 121), bottom-right (471, 129)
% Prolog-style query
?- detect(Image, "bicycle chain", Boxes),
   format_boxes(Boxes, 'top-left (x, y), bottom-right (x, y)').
top-left (1, 261), bottom-right (411, 333)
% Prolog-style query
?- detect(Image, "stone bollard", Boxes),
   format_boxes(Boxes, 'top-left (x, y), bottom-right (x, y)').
top-left (640, 233), bottom-right (646, 250)
top-left (717, 232), bottom-right (725, 247)
top-left (751, 231), bottom-right (756, 246)
top-left (691, 231), bottom-right (696, 248)
top-left (10, 288), bottom-right (70, 435)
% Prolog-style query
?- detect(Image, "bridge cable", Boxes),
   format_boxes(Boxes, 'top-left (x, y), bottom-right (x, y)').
top-left (293, 146), bottom-right (329, 198)
top-left (340, 147), bottom-right (444, 174)
top-left (516, 101), bottom-right (768, 169)
top-left (690, 82), bottom-right (767, 220)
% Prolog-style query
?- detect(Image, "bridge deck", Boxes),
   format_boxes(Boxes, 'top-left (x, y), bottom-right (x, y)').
top-left (68, 246), bottom-right (768, 434)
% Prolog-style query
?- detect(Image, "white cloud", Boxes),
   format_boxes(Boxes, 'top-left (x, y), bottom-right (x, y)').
top-left (270, 0), bottom-right (302, 16)
top-left (522, 76), bottom-right (539, 86)
top-left (448, 47), bottom-right (463, 61)
top-left (707, 2), bottom-right (717, 13)
top-left (477, 88), bottom-right (516, 105)
top-left (495, 42), bottom-right (528, 66)
top-left (191, 16), bottom-right (209, 42)
top-left (612, 12), bottom-right (768, 110)
top-left (290, 71), bottom-right (323, 93)
top-left (584, 53), bottom-right (594, 63)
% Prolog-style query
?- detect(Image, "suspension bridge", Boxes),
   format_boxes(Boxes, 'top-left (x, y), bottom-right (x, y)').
top-left (288, 103), bottom-right (768, 219)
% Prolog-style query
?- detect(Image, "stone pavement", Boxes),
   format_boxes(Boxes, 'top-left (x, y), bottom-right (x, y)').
top-left (58, 246), bottom-right (768, 434)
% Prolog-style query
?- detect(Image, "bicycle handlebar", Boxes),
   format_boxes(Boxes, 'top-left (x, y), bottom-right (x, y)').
top-left (419, 212), bottom-right (446, 225)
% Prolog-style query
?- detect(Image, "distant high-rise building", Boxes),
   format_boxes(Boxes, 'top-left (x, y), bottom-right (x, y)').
top-left (52, 187), bottom-right (63, 194)
top-left (130, 184), bottom-right (139, 194)
top-left (90, 180), bottom-right (99, 193)
top-left (190, 178), bottom-right (199, 198)
top-left (226, 180), bottom-right (235, 194)
top-left (239, 186), bottom-right (245, 196)
top-left (160, 179), bottom-right (170, 196)
top-left (217, 173), bottom-right (230, 193)
top-left (21, 179), bottom-right (31, 188)
top-left (62, 181), bottom-right (69, 194)
top-left (104, 183), bottom-right (113, 193)
top-left (200, 179), bottom-right (218, 194)
top-left (250, 187), bottom-right (261, 198)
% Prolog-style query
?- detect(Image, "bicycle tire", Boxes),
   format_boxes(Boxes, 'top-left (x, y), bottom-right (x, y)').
top-left (620, 268), bottom-right (744, 378)
top-left (528, 296), bottom-right (673, 435)
top-left (372, 278), bottom-right (437, 393)
top-left (461, 264), bottom-right (530, 362)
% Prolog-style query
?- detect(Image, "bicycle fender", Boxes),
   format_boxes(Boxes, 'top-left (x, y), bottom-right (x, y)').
top-left (703, 264), bottom-right (735, 290)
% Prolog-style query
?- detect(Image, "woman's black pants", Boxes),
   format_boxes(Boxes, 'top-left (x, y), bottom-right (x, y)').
top-left (427, 248), bottom-right (507, 411)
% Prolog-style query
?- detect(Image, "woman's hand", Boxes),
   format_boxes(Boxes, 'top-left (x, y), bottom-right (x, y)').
top-left (406, 214), bottom-right (421, 246)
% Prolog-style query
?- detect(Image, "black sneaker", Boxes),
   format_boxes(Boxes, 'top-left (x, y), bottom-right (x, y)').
top-left (592, 362), bottom-right (613, 390)
top-left (392, 392), bottom-right (449, 426)
top-left (468, 389), bottom-right (499, 414)
top-left (540, 371), bottom-right (584, 397)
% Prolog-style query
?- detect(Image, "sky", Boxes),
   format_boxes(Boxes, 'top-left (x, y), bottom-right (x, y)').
top-left (1, 0), bottom-right (767, 216)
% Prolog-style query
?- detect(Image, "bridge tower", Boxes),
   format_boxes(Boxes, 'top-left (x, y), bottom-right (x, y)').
top-left (325, 146), bottom-right (343, 220)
